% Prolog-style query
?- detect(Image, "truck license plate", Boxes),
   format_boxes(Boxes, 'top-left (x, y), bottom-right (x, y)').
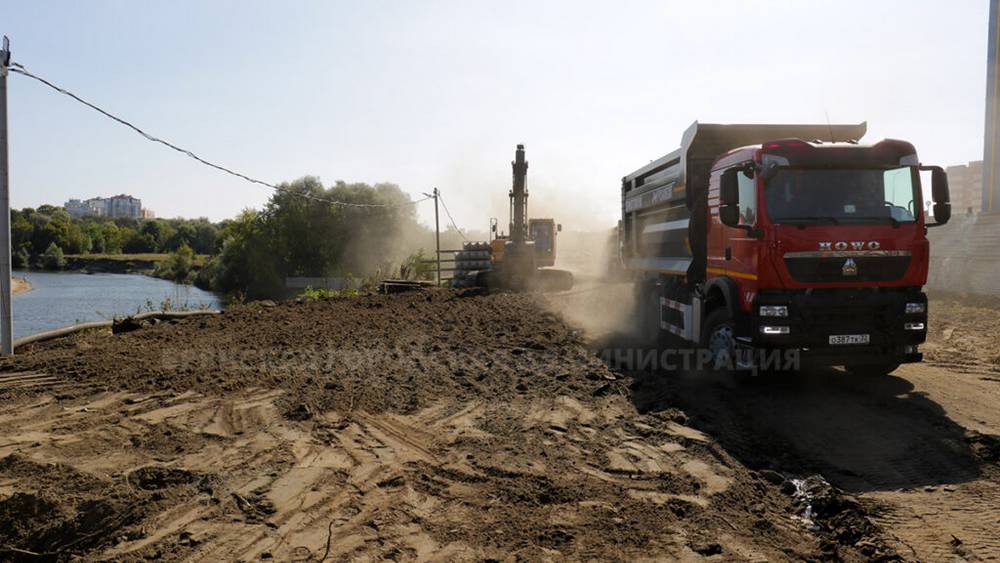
top-left (829, 334), bottom-right (870, 345)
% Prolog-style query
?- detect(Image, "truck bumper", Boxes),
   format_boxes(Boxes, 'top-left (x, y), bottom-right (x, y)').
top-left (746, 289), bottom-right (927, 366)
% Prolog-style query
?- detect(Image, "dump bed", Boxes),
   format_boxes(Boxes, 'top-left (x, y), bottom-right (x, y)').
top-left (620, 121), bottom-right (868, 282)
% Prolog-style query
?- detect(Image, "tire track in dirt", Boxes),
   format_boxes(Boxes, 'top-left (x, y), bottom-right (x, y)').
top-left (0, 290), bottom-right (898, 560)
top-left (871, 481), bottom-right (1000, 562)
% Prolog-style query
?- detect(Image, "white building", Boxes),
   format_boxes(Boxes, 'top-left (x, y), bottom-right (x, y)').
top-left (64, 197), bottom-right (107, 218)
top-left (105, 194), bottom-right (142, 218)
top-left (945, 161), bottom-right (984, 216)
top-left (64, 194), bottom-right (146, 219)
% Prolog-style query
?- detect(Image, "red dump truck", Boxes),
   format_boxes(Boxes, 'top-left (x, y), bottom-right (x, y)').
top-left (621, 122), bottom-right (951, 375)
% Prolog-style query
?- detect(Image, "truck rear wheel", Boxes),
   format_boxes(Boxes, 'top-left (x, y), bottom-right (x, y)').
top-left (844, 362), bottom-right (900, 377)
top-left (638, 288), bottom-right (661, 346)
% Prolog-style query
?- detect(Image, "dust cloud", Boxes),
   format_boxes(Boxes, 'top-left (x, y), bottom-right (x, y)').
top-left (538, 226), bottom-right (640, 342)
top-left (541, 279), bottom-right (637, 342)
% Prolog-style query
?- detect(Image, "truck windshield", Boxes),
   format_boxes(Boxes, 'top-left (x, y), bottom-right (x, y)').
top-left (764, 167), bottom-right (918, 225)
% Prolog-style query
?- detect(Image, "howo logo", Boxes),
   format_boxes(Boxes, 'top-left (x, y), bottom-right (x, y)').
top-left (818, 241), bottom-right (881, 251)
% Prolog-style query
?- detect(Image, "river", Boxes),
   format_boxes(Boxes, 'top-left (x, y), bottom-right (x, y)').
top-left (12, 270), bottom-right (224, 339)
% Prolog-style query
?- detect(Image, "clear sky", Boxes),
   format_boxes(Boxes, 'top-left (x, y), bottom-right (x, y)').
top-left (1, 0), bottom-right (990, 231)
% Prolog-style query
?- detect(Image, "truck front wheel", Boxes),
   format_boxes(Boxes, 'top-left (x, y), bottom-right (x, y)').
top-left (701, 307), bottom-right (737, 371)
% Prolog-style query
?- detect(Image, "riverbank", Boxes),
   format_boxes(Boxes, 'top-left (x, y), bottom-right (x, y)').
top-left (11, 270), bottom-right (223, 339)
top-left (62, 253), bottom-right (208, 275)
top-left (12, 277), bottom-right (31, 294)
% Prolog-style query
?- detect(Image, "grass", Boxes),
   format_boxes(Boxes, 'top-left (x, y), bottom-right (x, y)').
top-left (67, 253), bottom-right (210, 266)
top-left (299, 286), bottom-right (361, 300)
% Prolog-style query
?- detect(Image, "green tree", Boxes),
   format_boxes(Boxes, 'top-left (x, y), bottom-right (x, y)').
top-left (209, 177), bottom-right (425, 298)
top-left (166, 222), bottom-right (196, 252)
top-left (41, 242), bottom-right (65, 270)
top-left (192, 221), bottom-right (220, 255)
top-left (140, 220), bottom-right (174, 252)
top-left (12, 247), bottom-right (30, 269)
top-left (212, 209), bottom-right (284, 298)
top-left (123, 231), bottom-right (157, 253)
top-left (101, 222), bottom-right (124, 254)
top-left (156, 243), bottom-right (195, 283)
top-left (11, 216), bottom-right (33, 253)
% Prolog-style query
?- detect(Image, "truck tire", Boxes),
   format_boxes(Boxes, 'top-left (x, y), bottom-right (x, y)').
top-left (844, 362), bottom-right (900, 377)
top-left (700, 307), bottom-right (741, 372)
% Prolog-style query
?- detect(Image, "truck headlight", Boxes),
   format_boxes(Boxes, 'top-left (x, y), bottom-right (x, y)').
top-left (905, 302), bottom-right (926, 314)
top-left (759, 305), bottom-right (788, 317)
top-left (761, 325), bottom-right (790, 335)
top-left (904, 322), bottom-right (925, 331)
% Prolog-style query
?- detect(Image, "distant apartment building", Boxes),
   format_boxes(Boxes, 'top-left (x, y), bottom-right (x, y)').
top-left (945, 160), bottom-right (984, 216)
top-left (106, 194), bottom-right (142, 218)
top-left (65, 198), bottom-right (106, 218)
top-left (63, 194), bottom-right (150, 219)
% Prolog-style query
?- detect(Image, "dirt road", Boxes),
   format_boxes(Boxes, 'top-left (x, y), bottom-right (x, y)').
top-left (0, 287), bottom-right (996, 561)
top-left (550, 284), bottom-right (1000, 562)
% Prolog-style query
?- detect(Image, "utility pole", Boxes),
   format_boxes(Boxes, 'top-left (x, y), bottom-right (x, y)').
top-left (433, 188), bottom-right (441, 286)
top-left (984, 0), bottom-right (1000, 213)
top-left (0, 36), bottom-right (13, 355)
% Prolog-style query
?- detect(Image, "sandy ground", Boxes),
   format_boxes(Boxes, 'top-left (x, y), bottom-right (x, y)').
top-left (0, 287), bottom-right (996, 561)
top-left (549, 283), bottom-right (1000, 563)
top-left (12, 277), bottom-right (30, 295)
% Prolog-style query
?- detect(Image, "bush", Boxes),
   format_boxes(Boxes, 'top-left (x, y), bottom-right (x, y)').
top-left (194, 255), bottom-right (220, 291)
top-left (41, 242), bottom-right (65, 270)
top-left (11, 247), bottom-right (29, 269)
top-left (123, 232), bottom-right (157, 254)
top-left (400, 249), bottom-right (435, 281)
top-left (299, 286), bottom-right (359, 300)
top-left (154, 243), bottom-right (195, 283)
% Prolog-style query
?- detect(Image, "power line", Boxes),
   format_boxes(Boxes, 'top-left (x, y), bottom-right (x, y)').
top-left (437, 192), bottom-right (469, 242)
top-left (8, 61), bottom-right (429, 210)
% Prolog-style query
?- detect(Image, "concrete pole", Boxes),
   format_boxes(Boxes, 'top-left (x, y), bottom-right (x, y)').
top-left (0, 37), bottom-right (13, 355)
top-left (983, 0), bottom-right (1000, 214)
top-left (434, 188), bottom-right (441, 286)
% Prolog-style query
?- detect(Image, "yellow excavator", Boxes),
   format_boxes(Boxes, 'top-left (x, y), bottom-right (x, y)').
top-left (455, 144), bottom-right (573, 291)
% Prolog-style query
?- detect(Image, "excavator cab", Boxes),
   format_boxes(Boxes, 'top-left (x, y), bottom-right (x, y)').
top-left (529, 218), bottom-right (559, 268)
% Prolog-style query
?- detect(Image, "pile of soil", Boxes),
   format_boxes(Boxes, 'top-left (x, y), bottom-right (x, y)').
top-left (2, 290), bottom-right (607, 418)
top-left (0, 289), bottom-right (895, 561)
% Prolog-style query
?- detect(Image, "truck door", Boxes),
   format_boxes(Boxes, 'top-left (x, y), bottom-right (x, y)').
top-left (730, 168), bottom-right (758, 281)
top-left (709, 163), bottom-right (759, 300)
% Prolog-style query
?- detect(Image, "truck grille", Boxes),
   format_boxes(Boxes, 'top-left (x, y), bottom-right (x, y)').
top-left (800, 303), bottom-right (888, 326)
top-left (784, 256), bottom-right (910, 283)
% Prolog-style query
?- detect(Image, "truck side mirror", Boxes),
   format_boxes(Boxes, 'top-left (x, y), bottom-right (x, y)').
top-left (720, 169), bottom-right (739, 206)
top-left (719, 168), bottom-right (741, 227)
top-left (933, 202), bottom-right (951, 225)
top-left (557, 224), bottom-right (562, 232)
top-left (921, 165), bottom-right (951, 227)
top-left (931, 168), bottom-right (949, 205)
top-left (719, 205), bottom-right (740, 227)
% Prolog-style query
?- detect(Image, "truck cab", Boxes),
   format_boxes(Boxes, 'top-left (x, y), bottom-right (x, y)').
top-left (621, 122), bottom-right (951, 375)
